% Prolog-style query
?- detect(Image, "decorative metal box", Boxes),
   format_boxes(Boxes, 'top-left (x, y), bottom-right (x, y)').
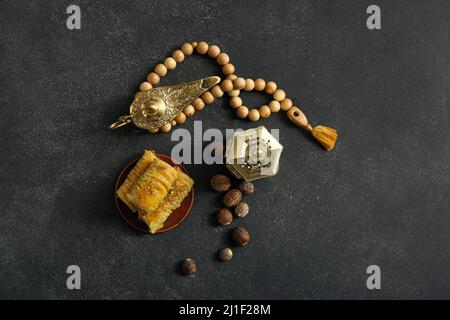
top-left (225, 126), bottom-right (283, 181)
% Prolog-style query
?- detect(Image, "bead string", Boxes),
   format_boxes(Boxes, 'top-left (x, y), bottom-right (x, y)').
top-left (134, 41), bottom-right (337, 151)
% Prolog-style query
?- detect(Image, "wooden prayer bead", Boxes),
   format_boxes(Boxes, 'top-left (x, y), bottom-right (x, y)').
top-left (233, 77), bottom-right (246, 90)
top-left (211, 85), bottom-right (224, 97)
top-left (183, 105), bottom-right (195, 117)
top-left (164, 57), bottom-right (176, 69)
top-left (193, 98), bottom-right (206, 110)
top-left (208, 45), bottom-right (221, 58)
top-left (254, 78), bottom-right (266, 91)
top-left (147, 72), bottom-right (160, 85)
top-left (175, 112), bottom-right (187, 124)
top-left (139, 82), bottom-right (152, 92)
top-left (172, 50), bottom-right (185, 63)
top-left (217, 53), bottom-right (230, 65)
top-left (160, 123), bottom-right (172, 132)
top-left (202, 91), bottom-right (215, 104)
top-left (280, 98), bottom-right (293, 111)
top-left (181, 43), bottom-right (194, 55)
top-left (265, 81), bottom-right (277, 94)
top-left (273, 89), bottom-right (286, 101)
top-left (248, 109), bottom-right (260, 122)
top-left (259, 105), bottom-right (271, 118)
top-left (228, 89), bottom-right (240, 97)
top-left (236, 106), bottom-right (249, 119)
top-left (197, 41), bottom-right (209, 54)
top-left (222, 63), bottom-right (235, 75)
top-left (221, 79), bottom-right (234, 92)
top-left (244, 79), bottom-right (255, 91)
top-left (269, 100), bottom-right (281, 112)
top-left (230, 96), bottom-right (242, 109)
top-left (154, 63), bottom-right (167, 77)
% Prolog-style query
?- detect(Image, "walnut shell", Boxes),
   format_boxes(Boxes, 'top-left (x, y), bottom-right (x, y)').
top-left (210, 174), bottom-right (231, 192)
top-left (222, 189), bottom-right (242, 207)
top-left (232, 227), bottom-right (250, 246)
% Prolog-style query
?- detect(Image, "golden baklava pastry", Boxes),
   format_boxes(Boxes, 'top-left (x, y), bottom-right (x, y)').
top-left (140, 166), bottom-right (194, 233)
top-left (116, 150), bottom-right (157, 212)
top-left (126, 157), bottom-right (178, 215)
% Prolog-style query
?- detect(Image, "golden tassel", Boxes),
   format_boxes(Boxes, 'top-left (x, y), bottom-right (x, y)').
top-left (307, 125), bottom-right (337, 151)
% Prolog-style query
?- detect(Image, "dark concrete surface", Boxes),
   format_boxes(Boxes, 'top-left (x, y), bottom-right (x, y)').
top-left (0, 0), bottom-right (449, 299)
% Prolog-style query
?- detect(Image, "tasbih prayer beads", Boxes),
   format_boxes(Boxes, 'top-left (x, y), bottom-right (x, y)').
top-left (136, 41), bottom-right (337, 151)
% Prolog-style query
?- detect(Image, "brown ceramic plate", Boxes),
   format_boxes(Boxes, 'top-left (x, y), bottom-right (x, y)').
top-left (114, 154), bottom-right (194, 233)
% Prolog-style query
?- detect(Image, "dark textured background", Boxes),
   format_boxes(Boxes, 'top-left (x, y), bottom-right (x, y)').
top-left (0, 0), bottom-right (449, 299)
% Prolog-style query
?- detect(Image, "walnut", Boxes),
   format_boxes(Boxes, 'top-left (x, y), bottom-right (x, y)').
top-left (181, 258), bottom-right (197, 275)
top-left (234, 202), bottom-right (249, 218)
top-left (217, 208), bottom-right (233, 226)
top-left (210, 174), bottom-right (231, 192)
top-left (218, 248), bottom-right (233, 261)
top-left (239, 181), bottom-right (254, 195)
top-left (222, 189), bottom-right (242, 207)
top-left (232, 227), bottom-right (250, 246)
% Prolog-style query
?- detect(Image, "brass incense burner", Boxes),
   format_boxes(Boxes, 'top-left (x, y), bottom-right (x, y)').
top-left (109, 76), bottom-right (220, 130)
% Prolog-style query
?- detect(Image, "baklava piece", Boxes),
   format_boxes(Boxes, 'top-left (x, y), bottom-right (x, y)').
top-left (126, 157), bottom-right (178, 215)
top-left (140, 166), bottom-right (194, 233)
top-left (116, 150), bottom-right (157, 212)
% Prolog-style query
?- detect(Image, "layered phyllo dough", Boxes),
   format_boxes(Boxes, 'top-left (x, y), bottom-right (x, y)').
top-left (116, 150), bottom-right (193, 233)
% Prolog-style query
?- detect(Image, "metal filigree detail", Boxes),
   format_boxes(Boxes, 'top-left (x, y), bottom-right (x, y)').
top-left (109, 76), bottom-right (220, 130)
